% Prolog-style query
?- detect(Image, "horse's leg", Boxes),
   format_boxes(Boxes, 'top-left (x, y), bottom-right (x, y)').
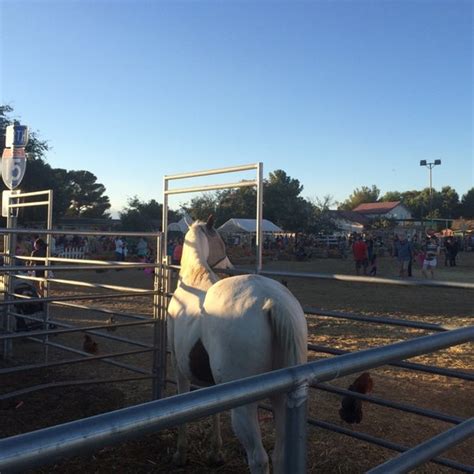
top-left (172, 365), bottom-right (190, 466)
top-left (208, 413), bottom-right (224, 465)
top-left (270, 394), bottom-right (286, 474)
top-left (231, 403), bottom-right (269, 474)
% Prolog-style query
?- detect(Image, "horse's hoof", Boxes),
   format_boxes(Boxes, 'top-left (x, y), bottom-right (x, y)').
top-left (172, 451), bottom-right (187, 466)
top-left (208, 451), bottom-right (225, 466)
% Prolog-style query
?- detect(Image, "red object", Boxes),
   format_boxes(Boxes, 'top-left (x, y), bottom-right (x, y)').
top-left (173, 244), bottom-right (183, 263)
top-left (353, 240), bottom-right (367, 260)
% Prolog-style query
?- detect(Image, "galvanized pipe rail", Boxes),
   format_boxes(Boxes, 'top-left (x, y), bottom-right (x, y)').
top-left (257, 404), bottom-right (471, 472)
top-left (309, 344), bottom-right (474, 381)
top-left (308, 417), bottom-right (473, 473)
top-left (217, 266), bottom-right (474, 290)
top-left (0, 228), bottom-right (161, 238)
top-left (51, 300), bottom-right (151, 320)
top-left (2, 290), bottom-right (157, 306)
top-left (0, 326), bottom-right (472, 473)
top-left (0, 375), bottom-right (154, 402)
top-left (305, 307), bottom-right (456, 332)
top-left (0, 347), bottom-right (153, 378)
top-left (312, 383), bottom-right (464, 425)
top-left (367, 417), bottom-right (474, 474)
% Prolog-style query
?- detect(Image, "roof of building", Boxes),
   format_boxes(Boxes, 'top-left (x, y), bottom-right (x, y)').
top-left (217, 218), bottom-right (283, 233)
top-left (451, 219), bottom-right (474, 232)
top-left (328, 210), bottom-right (370, 225)
top-left (352, 201), bottom-right (402, 214)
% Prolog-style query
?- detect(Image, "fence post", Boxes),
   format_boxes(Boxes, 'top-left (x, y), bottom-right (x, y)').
top-left (152, 233), bottom-right (166, 399)
top-left (284, 382), bottom-right (308, 473)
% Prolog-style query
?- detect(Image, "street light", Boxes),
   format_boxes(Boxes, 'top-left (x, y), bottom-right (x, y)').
top-left (420, 159), bottom-right (442, 216)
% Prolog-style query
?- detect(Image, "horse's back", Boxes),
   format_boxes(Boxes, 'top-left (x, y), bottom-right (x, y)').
top-left (202, 274), bottom-right (307, 383)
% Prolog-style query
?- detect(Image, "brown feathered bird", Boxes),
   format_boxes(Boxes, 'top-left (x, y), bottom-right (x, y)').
top-left (339, 372), bottom-right (373, 424)
top-left (83, 334), bottom-right (99, 354)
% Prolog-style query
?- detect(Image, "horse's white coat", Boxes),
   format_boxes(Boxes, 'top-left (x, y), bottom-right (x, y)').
top-left (167, 221), bottom-right (308, 474)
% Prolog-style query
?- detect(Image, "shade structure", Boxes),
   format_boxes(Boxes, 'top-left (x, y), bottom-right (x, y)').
top-left (167, 213), bottom-right (193, 233)
top-left (217, 218), bottom-right (283, 234)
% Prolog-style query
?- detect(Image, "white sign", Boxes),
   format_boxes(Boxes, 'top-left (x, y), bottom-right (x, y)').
top-left (5, 124), bottom-right (29, 148)
top-left (2, 190), bottom-right (20, 217)
top-left (2, 147), bottom-right (27, 190)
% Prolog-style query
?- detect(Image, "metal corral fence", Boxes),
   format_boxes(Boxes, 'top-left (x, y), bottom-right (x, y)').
top-left (0, 171), bottom-right (472, 472)
top-left (0, 227), bottom-right (168, 401)
top-left (0, 327), bottom-right (472, 473)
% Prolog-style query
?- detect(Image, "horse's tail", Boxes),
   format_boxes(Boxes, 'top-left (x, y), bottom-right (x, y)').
top-left (263, 298), bottom-right (308, 369)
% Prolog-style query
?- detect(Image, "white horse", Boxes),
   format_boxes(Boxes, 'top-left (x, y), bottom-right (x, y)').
top-left (167, 216), bottom-right (308, 474)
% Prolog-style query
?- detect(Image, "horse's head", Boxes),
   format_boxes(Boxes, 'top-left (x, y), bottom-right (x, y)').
top-left (182, 215), bottom-right (233, 273)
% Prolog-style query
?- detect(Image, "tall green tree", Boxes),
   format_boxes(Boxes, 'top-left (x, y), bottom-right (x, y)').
top-left (460, 188), bottom-right (474, 218)
top-left (184, 194), bottom-right (218, 222)
top-left (380, 191), bottom-right (402, 202)
top-left (338, 185), bottom-right (381, 210)
top-left (263, 170), bottom-right (311, 232)
top-left (66, 170), bottom-right (111, 218)
top-left (119, 197), bottom-right (180, 231)
top-left (1, 105), bottom-right (112, 220)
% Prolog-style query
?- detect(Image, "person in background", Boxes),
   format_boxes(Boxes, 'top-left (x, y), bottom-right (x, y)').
top-left (352, 234), bottom-right (368, 276)
top-left (422, 236), bottom-right (440, 279)
top-left (30, 238), bottom-right (48, 296)
top-left (395, 233), bottom-right (412, 278)
top-left (136, 237), bottom-right (148, 260)
top-left (172, 238), bottom-right (183, 265)
top-left (369, 239), bottom-right (378, 276)
top-left (114, 236), bottom-right (124, 261)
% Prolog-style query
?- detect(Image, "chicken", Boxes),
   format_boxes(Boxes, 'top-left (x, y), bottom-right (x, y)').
top-left (106, 316), bottom-right (117, 332)
top-left (339, 372), bottom-right (373, 424)
top-left (83, 334), bottom-right (99, 354)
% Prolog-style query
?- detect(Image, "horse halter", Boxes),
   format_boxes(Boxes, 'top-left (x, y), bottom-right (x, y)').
top-left (200, 226), bottom-right (227, 269)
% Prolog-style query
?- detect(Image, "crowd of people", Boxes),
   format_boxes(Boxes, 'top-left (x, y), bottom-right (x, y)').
top-left (350, 232), bottom-right (461, 279)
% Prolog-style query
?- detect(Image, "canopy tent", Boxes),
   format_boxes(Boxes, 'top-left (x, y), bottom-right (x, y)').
top-left (217, 218), bottom-right (283, 234)
top-left (167, 213), bottom-right (193, 233)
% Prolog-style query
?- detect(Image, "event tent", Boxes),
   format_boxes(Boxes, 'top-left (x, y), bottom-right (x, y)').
top-left (167, 213), bottom-right (193, 233)
top-left (217, 218), bottom-right (283, 234)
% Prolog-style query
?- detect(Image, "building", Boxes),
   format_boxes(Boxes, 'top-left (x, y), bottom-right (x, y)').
top-left (352, 201), bottom-right (412, 220)
top-left (327, 211), bottom-right (370, 234)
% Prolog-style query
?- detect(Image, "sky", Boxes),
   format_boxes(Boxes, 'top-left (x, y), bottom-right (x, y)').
top-left (0, 0), bottom-right (472, 217)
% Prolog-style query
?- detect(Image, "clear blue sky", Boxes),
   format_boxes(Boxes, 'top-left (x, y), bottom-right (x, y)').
top-left (1, 0), bottom-right (472, 216)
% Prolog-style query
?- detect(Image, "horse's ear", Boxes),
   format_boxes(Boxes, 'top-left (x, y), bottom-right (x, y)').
top-left (206, 214), bottom-right (215, 230)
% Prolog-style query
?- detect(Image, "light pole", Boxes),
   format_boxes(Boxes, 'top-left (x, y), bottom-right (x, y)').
top-left (420, 159), bottom-right (441, 216)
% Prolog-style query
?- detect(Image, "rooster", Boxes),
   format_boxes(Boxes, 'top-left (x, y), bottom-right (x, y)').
top-left (83, 334), bottom-right (99, 354)
top-left (339, 372), bottom-right (373, 424)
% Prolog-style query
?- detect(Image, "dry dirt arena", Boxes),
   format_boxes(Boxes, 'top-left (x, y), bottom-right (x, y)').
top-left (1, 252), bottom-right (473, 473)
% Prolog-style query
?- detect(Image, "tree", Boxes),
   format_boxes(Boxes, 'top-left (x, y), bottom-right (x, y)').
top-left (119, 196), bottom-right (180, 231)
top-left (460, 188), bottom-right (474, 218)
top-left (380, 191), bottom-right (402, 202)
top-left (439, 186), bottom-right (460, 219)
top-left (307, 195), bottom-right (337, 234)
top-left (66, 170), bottom-right (111, 218)
top-left (338, 185), bottom-right (381, 210)
top-left (1, 105), bottom-right (112, 220)
top-left (263, 170), bottom-right (311, 232)
top-left (184, 194), bottom-right (218, 222)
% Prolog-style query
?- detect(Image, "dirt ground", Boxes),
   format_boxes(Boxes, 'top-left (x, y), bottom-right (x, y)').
top-left (1, 252), bottom-right (473, 473)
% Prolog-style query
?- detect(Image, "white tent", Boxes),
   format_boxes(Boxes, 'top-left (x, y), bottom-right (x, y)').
top-left (217, 218), bottom-right (283, 234)
top-left (168, 213), bottom-right (193, 233)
